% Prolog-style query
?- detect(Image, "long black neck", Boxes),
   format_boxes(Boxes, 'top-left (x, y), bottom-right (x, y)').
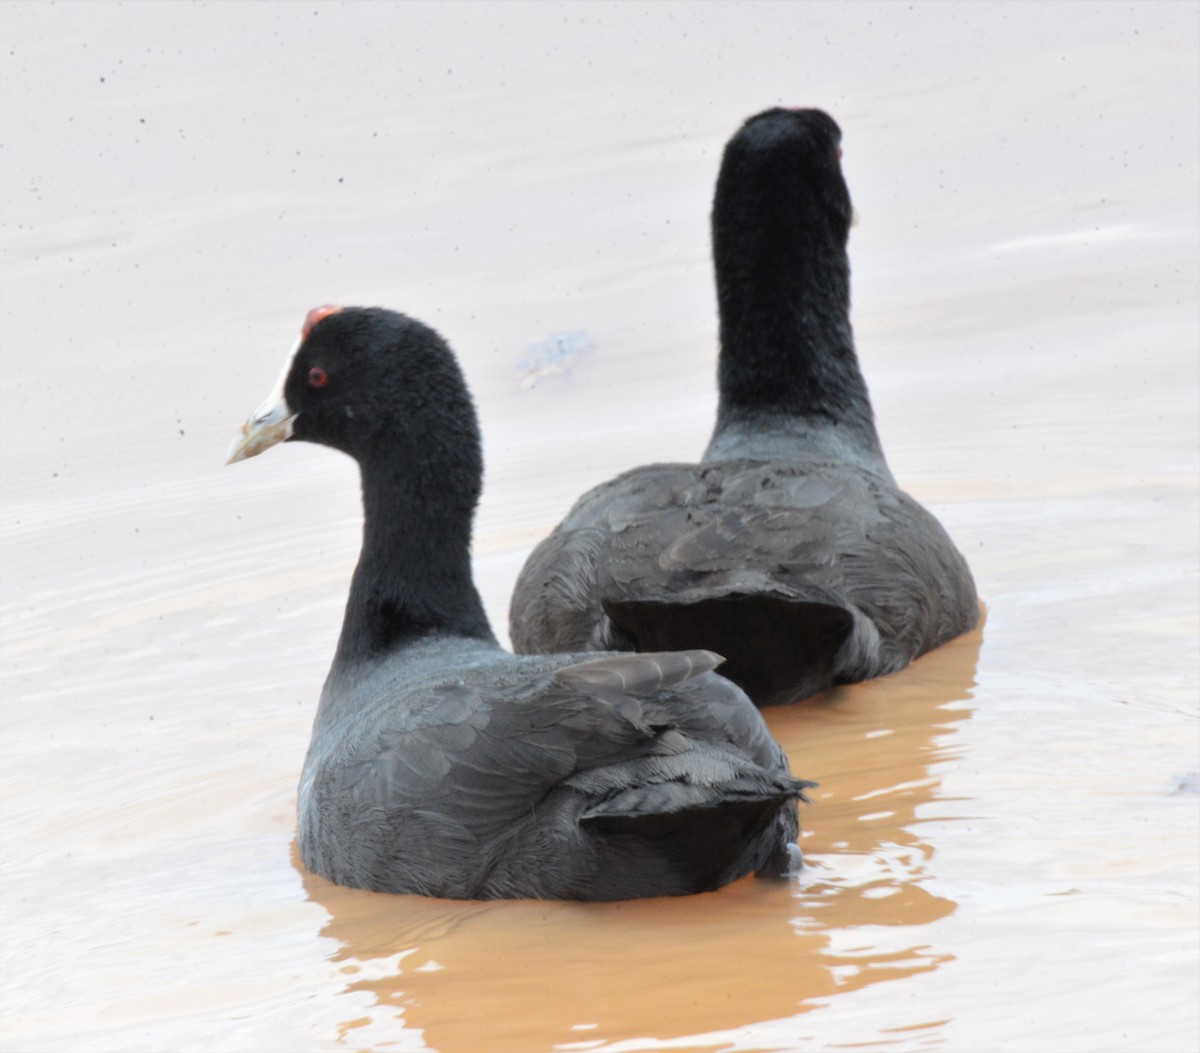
top-left (334, 450), bottom-right (496, 667)
top-left (710, 152), bottom-right (886, 462)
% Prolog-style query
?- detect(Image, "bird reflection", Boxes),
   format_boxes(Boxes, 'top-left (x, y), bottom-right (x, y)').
top-left (299, 608), bottom-right (984, 1052)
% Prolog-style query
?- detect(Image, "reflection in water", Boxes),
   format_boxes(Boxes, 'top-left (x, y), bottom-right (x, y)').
top-left (299, 612), bottom-right (984, 1052)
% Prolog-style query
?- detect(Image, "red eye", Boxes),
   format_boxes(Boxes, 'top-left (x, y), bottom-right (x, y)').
top-left (308, 366), bottom-right (329, 388)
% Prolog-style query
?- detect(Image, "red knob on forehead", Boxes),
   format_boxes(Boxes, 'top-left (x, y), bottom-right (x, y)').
top-left (302, 304), bottom-right (342, 338)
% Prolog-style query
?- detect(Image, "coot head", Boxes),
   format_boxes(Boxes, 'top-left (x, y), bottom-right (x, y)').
top-left (228, 307), bottom-right (483, 505)
top-left (716, 107), bottom-right (852, 241)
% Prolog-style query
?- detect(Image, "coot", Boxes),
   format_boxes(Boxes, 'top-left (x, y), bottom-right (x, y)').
top-left (228, 305), bottom-right (812, 900)
top-left (509, 109), bottom-right (979, 706)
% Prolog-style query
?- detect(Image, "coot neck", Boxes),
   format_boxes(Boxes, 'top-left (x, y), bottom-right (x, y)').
top-left (709, 181), bottom-right (887, 465)
top-left (333, 456), bottom-right (496, 666)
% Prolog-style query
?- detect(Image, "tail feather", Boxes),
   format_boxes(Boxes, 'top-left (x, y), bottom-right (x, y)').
top-left (603, 593), bottom-right (859, 706)
top-left (575, 747), bottom-right (814, 891)
top-left (580, 773), bottom-right (813, 823)
top-left (582, 792), bottom-right (804, 892)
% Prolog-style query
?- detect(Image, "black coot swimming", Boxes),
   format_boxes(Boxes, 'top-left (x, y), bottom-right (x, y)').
top-left (509, 109), bottom-right (979, 707)
top-left (227, 305), bottom-right (812, 900)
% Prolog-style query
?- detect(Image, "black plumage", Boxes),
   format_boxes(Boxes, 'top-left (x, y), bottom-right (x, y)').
top-left (228, 306), bottom-right (811, 900)
top-left (509, 108), bottom-right (979, 706)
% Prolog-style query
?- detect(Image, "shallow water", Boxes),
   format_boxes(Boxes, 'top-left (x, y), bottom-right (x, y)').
top-left (2, 3), bottom-right (1198, 1051)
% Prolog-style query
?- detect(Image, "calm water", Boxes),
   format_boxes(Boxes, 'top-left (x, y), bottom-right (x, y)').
top-left (2, 3), bottom-right (1197, 1051)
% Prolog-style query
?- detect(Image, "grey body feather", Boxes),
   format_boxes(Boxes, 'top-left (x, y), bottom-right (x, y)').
top-left (510, 459), bottom-right (977, 707)
top-left (299, 636), bottom-right (810, 900)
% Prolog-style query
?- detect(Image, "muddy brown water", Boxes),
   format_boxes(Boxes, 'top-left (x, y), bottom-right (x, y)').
top-left (2, 4), bottom-right (1197, 1051)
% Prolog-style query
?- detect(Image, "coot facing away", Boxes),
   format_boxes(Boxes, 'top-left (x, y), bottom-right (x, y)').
top-left (509, 108), bottom-right (979, 706)
top-left (228, 306), bottom-right (812, 900)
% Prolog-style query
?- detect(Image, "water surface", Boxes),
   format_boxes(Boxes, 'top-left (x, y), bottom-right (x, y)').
top-left (2, 3), bottom-right (1197, 1051)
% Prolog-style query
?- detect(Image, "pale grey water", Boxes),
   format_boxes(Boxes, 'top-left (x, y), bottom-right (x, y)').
top-left (2, 3), bottom-right (1198, 1051)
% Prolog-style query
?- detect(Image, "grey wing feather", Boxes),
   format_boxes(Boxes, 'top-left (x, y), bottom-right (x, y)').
top-left (554, 650), bottom-right (724, 692)
top-left (510, 526), bottom-right (614, 652)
